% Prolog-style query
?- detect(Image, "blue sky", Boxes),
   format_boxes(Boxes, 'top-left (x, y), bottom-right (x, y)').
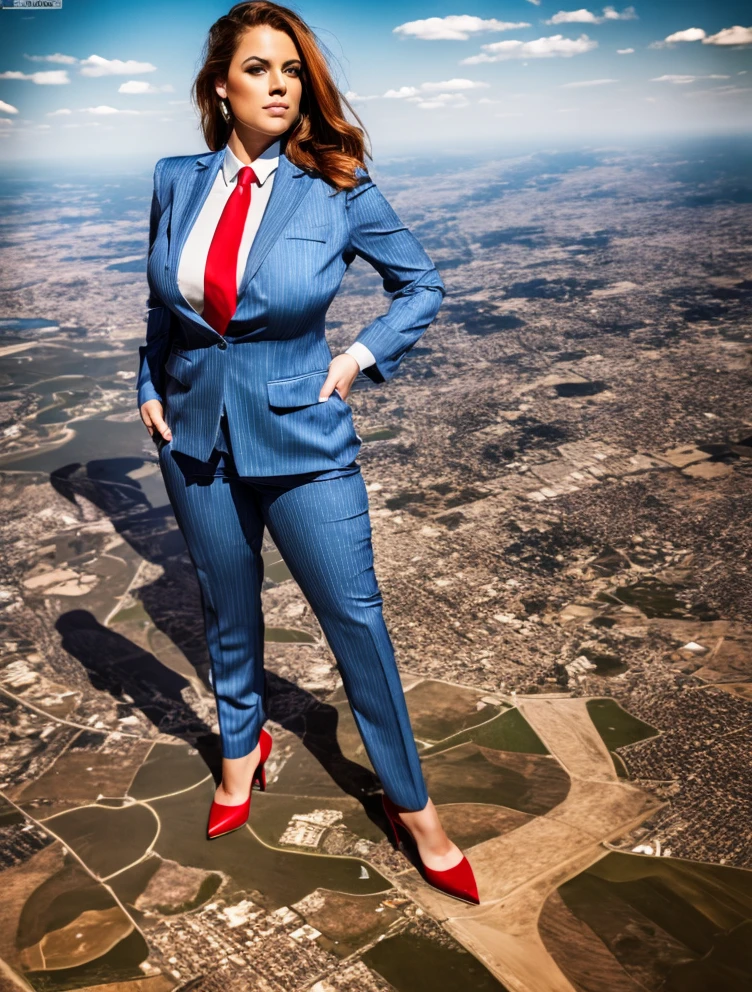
top-left (0, 2), bottom-right (750, 164)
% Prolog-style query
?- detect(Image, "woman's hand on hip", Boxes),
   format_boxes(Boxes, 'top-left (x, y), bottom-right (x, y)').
top-left (140, 399), bottom-right (172, 442)
top-left (320, 353), bottom-right (359, 403)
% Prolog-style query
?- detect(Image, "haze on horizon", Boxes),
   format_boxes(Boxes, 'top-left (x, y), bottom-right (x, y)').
top-left (0, 1), bottom-right (750, 168)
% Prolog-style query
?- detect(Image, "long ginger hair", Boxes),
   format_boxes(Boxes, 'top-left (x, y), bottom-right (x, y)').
top-left (192, 0), bottom-right (371, 191)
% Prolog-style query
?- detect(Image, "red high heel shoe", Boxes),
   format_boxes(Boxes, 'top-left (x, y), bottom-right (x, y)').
top-left (382, 794), bottom-right (480, 905)
top-left (207, 728), bottom-right (273, 840)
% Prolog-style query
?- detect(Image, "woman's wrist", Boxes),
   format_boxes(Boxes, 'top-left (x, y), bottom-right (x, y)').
top-left (344, 342), bottom-right (376, 371)
top-left (338, 352), bottom-right (361, 375)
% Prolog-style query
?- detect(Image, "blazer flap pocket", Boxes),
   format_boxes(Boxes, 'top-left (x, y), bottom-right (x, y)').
top-left (284, 222), bottom-right (328, 243)
top-left (267, 369), bottom-right (329, 409)
top-left (165, 350), bottom-right (191, 386)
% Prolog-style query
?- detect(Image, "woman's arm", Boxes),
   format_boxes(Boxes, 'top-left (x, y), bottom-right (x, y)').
top-left (344, 168), bottom-right (445, 384)
top-left (136, 158), bottom-right (173, 409)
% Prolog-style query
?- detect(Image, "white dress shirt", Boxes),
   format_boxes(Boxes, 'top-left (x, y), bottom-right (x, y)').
top-left (177, 140), bottom-right (375, 372)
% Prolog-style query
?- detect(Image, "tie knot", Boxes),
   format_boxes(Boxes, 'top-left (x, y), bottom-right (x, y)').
top-left (237, 165), bottom-right (257, 189)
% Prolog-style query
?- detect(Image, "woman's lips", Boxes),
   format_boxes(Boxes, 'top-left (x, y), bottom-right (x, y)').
top-left (265, 106), bottom-right (288, 116)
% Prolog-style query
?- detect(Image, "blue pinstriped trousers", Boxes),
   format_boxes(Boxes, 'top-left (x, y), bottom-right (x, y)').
top-left (157, 412), bottom-right (429, 811)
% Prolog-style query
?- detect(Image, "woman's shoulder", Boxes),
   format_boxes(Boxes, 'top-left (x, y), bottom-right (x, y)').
top-left (151, 151), bottom-right (216, 201)
top-left (155, 151), bottom-right (213, 177)
top-left (345, 165), bottom-right (377, 203)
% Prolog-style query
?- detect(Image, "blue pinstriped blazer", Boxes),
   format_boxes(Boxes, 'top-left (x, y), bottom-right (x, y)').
top-left (136, 145), bottom-right (445, 476)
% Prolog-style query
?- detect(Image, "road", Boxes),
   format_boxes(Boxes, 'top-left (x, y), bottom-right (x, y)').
top-left (385, 696), bottom-right (663, 992)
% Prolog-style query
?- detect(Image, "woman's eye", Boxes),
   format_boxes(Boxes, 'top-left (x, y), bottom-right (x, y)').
top-left (245, 66), bottom-right (300, 76)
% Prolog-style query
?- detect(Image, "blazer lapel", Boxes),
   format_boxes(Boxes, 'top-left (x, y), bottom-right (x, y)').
top-left (236, 151), bottom-right (314, 301)
top-left (167, 146), bottom-right (314, 337)
top-left (168, 148), bottom-right (225, 340)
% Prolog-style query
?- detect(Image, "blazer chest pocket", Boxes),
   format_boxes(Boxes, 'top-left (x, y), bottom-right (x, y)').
top-left (165, 350), bottom-right (191, 387)
top-left (267, 369), bottom-right (331, 409)
top-left (284, 222), bottom-right (328, 244)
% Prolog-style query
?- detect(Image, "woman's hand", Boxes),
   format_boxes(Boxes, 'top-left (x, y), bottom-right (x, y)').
top-left (319, 353), bottom-right (360, 403)
top-left (140, 399), bottom-right (172, 443)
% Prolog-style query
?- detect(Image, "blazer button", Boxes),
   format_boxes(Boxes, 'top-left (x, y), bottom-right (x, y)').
top-left (218, 340), bottom-right (228, 350)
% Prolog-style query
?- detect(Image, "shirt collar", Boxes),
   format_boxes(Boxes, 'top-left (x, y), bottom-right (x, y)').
top-left (222, 139), bottom-right (280, 187)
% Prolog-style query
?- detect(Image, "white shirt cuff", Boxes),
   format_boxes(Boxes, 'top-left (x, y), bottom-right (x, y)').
top-left (344, 342), bottom-right (377, 371)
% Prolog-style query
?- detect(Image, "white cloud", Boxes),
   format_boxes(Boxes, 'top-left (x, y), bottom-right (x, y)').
top-left (420, 78), bottom-right (490, 92)
top-left (651, 74), bottom-right (733, 85)
top-left (665, 27), bottom-right (706, 43)
top-left (546, 6), bottom-right (637, 26)
top-left (119, 80), bottom-right (174, 94)
top-left (374, 80), bottom-right (491, 99)
top-left (23, 52), bottom-right (79, 64)
top-left (617, 47), bottom-right (634, 54)
top-left (601, 4), bottom-right (637, 19)
top-left (560, 77), bottom-right (618, 87)
top-left (413, 92), bottom-right (472, 110)
top-left (684, 85), bottom-right (751, 98)
top-left (79, 55), bottom-right (157, 77)
top-left (393, 16), bottom-right (530, 41)
top-left (353, 77), bottom-right (488, 111)
top-left (704, 25), bottom-right (752, 46)
top-left (0, 118), bottom-right (14, 127)
top-left (650, 32), bottom-right (693, 49)
top-left (547, 8), bottom-right (596, 24)
top-left (461, 33), bottom-right (598, 63)
top-left (344, 90), bottom-right (381, 102)
top-left (47, 108), bottom-right (73, 116)
top-left (651, 25), bottom-right (752, 49)
top-left (0, 70), bottom-right (70, 84)
top-left (81, 105), bottom-right (142, 115)
top-left (382, 86), bottom-right (420, 99)
top-left (651, 74), bottom-right (700, 84)
top-left (0, 99), bottom-right (19, 114)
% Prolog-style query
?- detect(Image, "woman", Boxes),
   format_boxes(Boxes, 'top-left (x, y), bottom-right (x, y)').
top-left (137, 1), bottom-right (479, 905)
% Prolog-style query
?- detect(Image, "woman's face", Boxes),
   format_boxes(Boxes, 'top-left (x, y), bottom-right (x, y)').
top-left (215, 25), bottom-right (303, 140)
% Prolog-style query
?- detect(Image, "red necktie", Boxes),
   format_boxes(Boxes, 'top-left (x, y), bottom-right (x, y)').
top-left (203, 164), bottom-right (258, 335)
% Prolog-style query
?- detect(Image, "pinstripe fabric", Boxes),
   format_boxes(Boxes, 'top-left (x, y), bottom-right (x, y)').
top-left (137, 145), bottom-right (446, 476)
top-left (140, 144), bottom-right (439, 811)
top-left (158, 438), bottom-right (430, 812)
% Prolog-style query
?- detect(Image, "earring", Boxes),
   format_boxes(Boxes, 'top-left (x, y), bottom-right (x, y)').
top-left (219, 98), bottom-right (232, 123)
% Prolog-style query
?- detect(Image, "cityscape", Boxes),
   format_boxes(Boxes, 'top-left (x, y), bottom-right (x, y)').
top-left (0, 133), bottom-right (751, 990)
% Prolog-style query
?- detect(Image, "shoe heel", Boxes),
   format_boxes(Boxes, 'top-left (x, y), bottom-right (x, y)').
top-left (253, 728), bottom-right (273, 792)
top-left (382, 795), bottom-right (405, 850)
top-left (381, 794), bottom-right (480, 905)
top-left (387, 813), bottom-right (403, 849)
top-left (207, 730), bottom-right (273, 840)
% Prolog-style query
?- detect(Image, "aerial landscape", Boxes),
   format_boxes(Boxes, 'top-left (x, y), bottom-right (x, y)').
top-left (0, 130), bottom-right (750, 991)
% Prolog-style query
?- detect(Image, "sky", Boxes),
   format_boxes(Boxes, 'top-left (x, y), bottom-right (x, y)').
top-left (0, 1), bottom-right (750, 166)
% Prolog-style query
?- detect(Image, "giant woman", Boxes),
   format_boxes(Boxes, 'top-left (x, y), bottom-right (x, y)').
top-left (137, 0), bottom-right (479, 904)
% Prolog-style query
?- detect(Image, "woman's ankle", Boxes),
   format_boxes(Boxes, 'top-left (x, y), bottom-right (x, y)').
top-left (218, 745), bottom-right (261, 797)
